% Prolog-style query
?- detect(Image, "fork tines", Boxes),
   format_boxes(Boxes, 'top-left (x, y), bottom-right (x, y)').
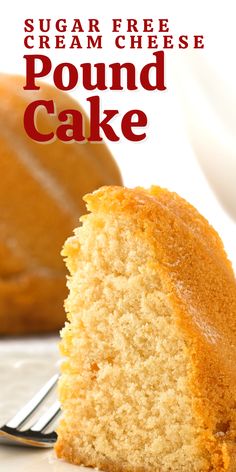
top-left (0, 373), bottom-right (60, 447)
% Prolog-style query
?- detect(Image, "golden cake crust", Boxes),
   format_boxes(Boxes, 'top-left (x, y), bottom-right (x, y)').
top-left (56, 185), bottom-right (236, 471)
top-left (86, 186), bottom-right (236, 469)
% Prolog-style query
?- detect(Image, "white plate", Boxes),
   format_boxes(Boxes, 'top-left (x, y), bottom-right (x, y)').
top-left (0, 336), bottom-right (90, 472)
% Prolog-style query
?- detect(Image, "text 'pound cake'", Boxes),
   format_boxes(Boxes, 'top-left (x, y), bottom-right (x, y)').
top-left (0, 75), bottom-right (122, 334)
top-left (55, 186), bottom-right (236, 472)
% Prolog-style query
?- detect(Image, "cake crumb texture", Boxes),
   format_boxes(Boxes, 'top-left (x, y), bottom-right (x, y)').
top-left (55, 186), bottom-right (236, 471)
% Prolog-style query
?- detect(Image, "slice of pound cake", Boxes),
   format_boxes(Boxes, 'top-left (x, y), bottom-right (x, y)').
top-left (55, 186), bottom-right (236, 472)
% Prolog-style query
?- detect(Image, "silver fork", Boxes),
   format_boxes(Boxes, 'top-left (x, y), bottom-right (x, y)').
top-left (0, 374), bottom-right (60, 447)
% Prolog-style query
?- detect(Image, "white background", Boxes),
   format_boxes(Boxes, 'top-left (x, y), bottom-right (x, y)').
top-left (0, 0), bottom-right (236, 268)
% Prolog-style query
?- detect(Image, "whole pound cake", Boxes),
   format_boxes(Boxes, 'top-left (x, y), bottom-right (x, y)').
top-left (0, 75), bottom-right (122, 334)
top-left (55, 186), bottom-right (236, 472)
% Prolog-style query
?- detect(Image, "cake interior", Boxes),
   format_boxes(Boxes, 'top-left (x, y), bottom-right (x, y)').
top-left (56, 211), bottom-right (210, 472)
